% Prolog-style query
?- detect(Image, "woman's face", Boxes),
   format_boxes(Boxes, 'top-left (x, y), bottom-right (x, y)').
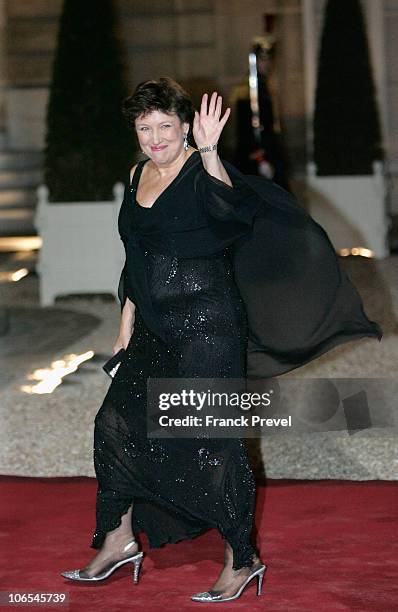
top-left (135, 110), bottom-right (190, 164)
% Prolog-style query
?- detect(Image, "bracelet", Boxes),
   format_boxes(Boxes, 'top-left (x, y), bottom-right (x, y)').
top-left (198, 144), bottom-right (217, 153)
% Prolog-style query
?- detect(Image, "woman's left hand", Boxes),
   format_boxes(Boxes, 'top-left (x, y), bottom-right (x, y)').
top-left (193, 92), bottom-right (231, 150)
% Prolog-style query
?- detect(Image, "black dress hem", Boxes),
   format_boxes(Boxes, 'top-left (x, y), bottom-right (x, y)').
top-left (90, 501), bottom-right (258, 570)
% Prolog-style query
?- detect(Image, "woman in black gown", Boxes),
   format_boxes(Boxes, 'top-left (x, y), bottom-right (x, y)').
top-left (61, 77), bottom-right (382, 602)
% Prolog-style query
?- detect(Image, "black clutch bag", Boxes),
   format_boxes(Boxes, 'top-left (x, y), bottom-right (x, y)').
top-left (102, 348), bottom-right (126, 378)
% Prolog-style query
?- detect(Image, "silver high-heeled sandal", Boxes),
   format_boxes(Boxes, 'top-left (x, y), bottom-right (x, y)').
top-left (60, 539), bottom-right (143, 583)
top-left (191, 563), bottom-right (267, 603)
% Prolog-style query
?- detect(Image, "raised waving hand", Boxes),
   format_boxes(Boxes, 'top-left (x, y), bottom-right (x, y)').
top-left (192, 92), bottom-right (231, 150)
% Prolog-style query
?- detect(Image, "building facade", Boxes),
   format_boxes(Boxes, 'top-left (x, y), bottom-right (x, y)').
top-left (0, 0), bottom-right (396, 237)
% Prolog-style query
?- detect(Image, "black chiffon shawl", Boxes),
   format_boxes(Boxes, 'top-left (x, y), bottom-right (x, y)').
top-left (117, 153), bottom-right (382, 378)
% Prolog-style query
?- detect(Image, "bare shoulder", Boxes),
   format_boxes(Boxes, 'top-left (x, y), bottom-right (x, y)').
top-left (129, 163), bottom-right (139, 184)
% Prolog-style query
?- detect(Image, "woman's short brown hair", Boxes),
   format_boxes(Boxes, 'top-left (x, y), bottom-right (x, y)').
top-left (122, 77), bottom-right (195, 138)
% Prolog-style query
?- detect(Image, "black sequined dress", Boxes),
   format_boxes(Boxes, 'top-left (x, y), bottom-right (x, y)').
top-left (91, 151), bottom-right (382, 569)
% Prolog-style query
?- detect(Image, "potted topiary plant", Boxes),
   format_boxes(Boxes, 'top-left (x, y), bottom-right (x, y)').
top-left (307, 0), bottom-right (388, 259)
top-left (35, 0), bottom-right (134, 305)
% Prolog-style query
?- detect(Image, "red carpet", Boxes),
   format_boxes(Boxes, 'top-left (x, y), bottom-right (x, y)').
top-left (1, 477), bottom-right (397, 611)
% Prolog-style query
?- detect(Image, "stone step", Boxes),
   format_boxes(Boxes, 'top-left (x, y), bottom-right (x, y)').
top-left (0, 236), bottom-right (41, 251)
top-left (0, 189), bottom-right (37, 209)
top-left (0, 249), bottom-right (37, 271)
top-left (0, 169), bottom-right (43, 189)
top-left (0, 150), bottom-right (43, 171)
top-left (0, 208), bottom-right (35, 236)
top-left (0, 149), bottom-right (43, 236)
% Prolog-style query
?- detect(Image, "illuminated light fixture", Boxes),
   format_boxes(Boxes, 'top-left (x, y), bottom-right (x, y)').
top-left (338, 247), bottom-right (374, 258)
top-left (21, 350), bottom-right (95, 394)
top-left (0, 236), bottom-right (42, 252)
top-left (0, 268), bottom-right (29, 282)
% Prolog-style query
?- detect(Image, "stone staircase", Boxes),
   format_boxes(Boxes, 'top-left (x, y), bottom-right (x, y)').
top-left (0, 137), bottom-right (43, 236)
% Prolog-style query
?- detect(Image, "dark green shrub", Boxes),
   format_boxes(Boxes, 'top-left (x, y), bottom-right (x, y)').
top-left (44, 0), bottom-right (133, 201)
top-left (313, 0), bottom-right (383, 175)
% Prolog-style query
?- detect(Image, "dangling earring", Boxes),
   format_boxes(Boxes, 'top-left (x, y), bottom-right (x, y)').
top-left (183, 133), bottom-right (189, 151)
